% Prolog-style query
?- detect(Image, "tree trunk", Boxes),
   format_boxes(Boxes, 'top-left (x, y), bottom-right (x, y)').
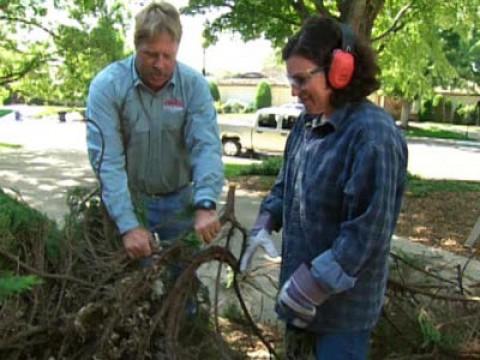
top-left (400, 100), bottom-right (411, 129)
top-left (338, 0), bottom-right (385, 39)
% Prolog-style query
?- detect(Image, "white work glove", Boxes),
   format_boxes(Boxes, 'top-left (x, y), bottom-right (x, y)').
top-left (240, 228), bottom-right (280, 272)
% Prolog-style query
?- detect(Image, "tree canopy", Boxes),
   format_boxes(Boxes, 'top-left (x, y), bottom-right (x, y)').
top-left (0, 0), bottom-right (128, 105)
top-left (1, 0), bottom-right (478, 106)
top-left (182, 0), bottom-right (480, 101)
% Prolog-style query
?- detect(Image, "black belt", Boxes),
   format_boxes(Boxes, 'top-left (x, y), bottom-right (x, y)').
top-left (143, 184), bottom-right (190, 198)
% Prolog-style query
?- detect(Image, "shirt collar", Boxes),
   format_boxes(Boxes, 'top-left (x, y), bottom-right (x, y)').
top-left (302, 102), bottom-right (359, 135)
top-left (321, 102), bottom-right (360, 132)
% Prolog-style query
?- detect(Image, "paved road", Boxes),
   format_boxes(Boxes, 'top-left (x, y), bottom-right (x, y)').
top-left (407, 137), bottom-right (480, 181)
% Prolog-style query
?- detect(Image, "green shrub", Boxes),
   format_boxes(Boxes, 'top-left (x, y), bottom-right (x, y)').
top-left (432, 94), bottom-right (444, 107)
top-left (221, 99), bottom-right (249, 114)
top-left (454, 104), bottom-right (478, 125)
top-left (0, 273), bottom-right (41, 300)
top-left (0, 189), bottom-right (58, 300)
top-left (418, 99), bottom-right (433, 122)
top-left (208, 81), bottom-right (220, 102)
top-left (0, 189), bottom-right (61, 267)
top-left (418, 95), bottom-right (479, 124)
top-left (255, 81), bottom-right (272, 109)
top-left (245, 102), bottom-right (257, 113)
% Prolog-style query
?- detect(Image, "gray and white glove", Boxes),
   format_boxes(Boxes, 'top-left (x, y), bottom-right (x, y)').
top-left (277, 263), bottom-right (328, 328)
top-left (240, 228), bottom-right (280, 272)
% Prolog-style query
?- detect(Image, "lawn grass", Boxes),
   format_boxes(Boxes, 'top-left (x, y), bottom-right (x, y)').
top-left (226, 161), bottom-right (480, 198)
top-left (0, 109), bottom-right (13, 118)
top-left (405, 125), bottom-right (474, 141)
top-left (225, 157), bottom-right (282, 177)
top-left (224, 163), bottom-right (249, 178)
top-left (0, 142), bottom-right (22, 149)
top-left (407, 173), bottom-right (480, 197)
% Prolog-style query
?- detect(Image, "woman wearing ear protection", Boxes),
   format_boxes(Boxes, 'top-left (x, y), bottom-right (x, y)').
top-left (240, 16), bottom-right (408, 359)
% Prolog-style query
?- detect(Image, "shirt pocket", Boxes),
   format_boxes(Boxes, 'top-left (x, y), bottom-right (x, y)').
top-left (121, 107), bottom-right (150, 191)
top-left (159, 108), bottom-right (186, 130)
top-left (120, 96), bottom-right (150, 140)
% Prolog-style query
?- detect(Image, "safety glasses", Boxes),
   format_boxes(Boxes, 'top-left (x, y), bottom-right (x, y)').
top-left (287, 67), bottom-right (324, 89)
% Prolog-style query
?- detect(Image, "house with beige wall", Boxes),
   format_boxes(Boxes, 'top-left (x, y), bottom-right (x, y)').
top-left (214, 74), bottom-right (479, 123)
top-left (216, 75), bottom-right (296, 106)
top-left (216, 74), bottom-right (386, 108)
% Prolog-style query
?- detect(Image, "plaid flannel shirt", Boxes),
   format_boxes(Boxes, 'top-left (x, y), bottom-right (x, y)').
top-left (263, 100), bottom-right (408, 332)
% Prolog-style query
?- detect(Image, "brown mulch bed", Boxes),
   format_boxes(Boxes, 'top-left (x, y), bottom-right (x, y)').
top-left (231, 177), bottom-right (480, 257)
top-left (396, 192), bottom-right (480, 256)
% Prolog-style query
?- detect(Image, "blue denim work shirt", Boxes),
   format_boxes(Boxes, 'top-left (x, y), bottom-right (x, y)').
top-left (263, 100), bottom-right (408, 332)
top-left (86, 56), bottom-right (224, 234)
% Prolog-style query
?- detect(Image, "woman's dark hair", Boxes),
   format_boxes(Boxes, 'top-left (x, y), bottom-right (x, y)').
top-left (282, 16), bottom-right (380, 109)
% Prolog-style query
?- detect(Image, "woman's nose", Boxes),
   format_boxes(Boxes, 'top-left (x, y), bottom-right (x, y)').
top-left (291, 85), bottom-right (301, 97)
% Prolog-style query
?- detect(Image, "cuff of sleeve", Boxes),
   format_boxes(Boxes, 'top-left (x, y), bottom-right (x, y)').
top-left (193, 187), bottom-right (219, 206)
top-left (250, 212), bottom-right (273, 235)
top-left (116, 212), bottom-right (140, 235)
top-left (292, 263), bottom-right (329, 305)
top-left (260, 200), bottom-right (282, 231)
top-left (310, 250), bottom-right (357, 294)
top-left (193, 196), bottom-right (217, 205)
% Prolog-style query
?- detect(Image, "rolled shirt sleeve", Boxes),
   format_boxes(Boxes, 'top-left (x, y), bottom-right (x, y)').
top-left (86, 79), bottom-right (139, 234)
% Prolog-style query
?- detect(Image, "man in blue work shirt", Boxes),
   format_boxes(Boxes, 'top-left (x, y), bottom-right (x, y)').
top-left (241, 17), bottom-right (408, 359)
top-left (86, 1), bottom-right (224, 260)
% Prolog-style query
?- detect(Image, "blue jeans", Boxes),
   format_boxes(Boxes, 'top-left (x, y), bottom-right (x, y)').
top-left (315, 330), bottom-right (370, 360)
top-left (140, 186), bottom-right (199, 316)
top-left (139, 186), bottom-right (194, 268)
top-left (145, 186), bottom-right (194, 241)
top-left (285, 326), bottom-right (371, 360)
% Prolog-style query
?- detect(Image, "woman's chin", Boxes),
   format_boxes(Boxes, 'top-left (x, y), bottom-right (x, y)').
top-left (304, 105), bottom-right (320, 115)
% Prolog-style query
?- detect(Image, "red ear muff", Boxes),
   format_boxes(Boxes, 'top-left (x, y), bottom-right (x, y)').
top-left (328, 49), bottom-right (355, 90)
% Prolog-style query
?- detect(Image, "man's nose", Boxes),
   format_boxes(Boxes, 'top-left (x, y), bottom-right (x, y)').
top-left (153, 55), bottom-right (166, 69)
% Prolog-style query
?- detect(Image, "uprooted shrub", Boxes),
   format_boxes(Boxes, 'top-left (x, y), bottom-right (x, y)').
top-left (1, 186), bottom-right (480, 359)
top-left (0, 186), bottom-right (279, 359)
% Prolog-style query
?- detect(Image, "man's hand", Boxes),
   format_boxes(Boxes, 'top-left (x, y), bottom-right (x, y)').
top-left (276, 263), bottom-right (328, 328)
top-left (240, 228), bottom-right (280, 272)
top-left (194, 209), bottom-right (221, 244)
top-left (122, 226), bottom-right (153, 259)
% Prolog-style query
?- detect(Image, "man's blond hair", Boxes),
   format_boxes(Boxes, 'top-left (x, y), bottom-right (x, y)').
top-left (134, 1), bottom-right (182, 48)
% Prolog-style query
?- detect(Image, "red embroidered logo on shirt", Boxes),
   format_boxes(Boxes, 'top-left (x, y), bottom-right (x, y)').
top-left (164, 98), bottom-right (184, 109)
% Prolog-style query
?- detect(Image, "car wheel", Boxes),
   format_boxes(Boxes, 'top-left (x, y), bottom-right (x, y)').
top-left (223, 139), bottom-right (241, 156)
